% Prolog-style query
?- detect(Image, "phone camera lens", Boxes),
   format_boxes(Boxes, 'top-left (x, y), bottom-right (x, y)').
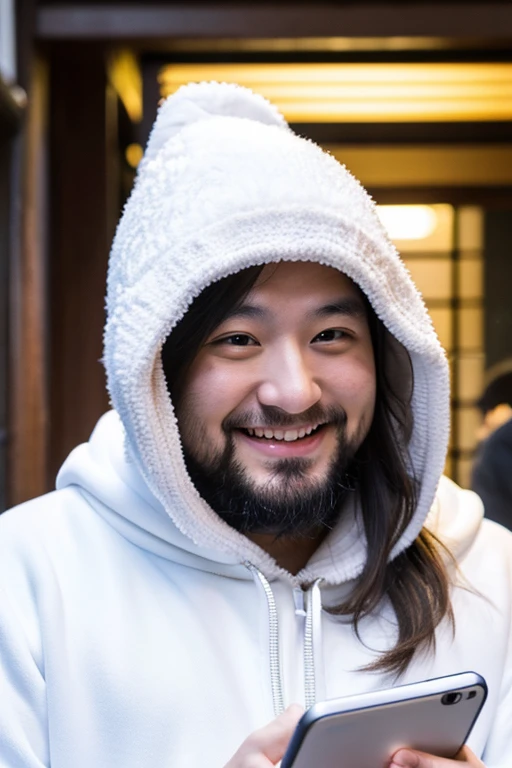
top-left (467, 690), bottom-right (477, 699)
top-left (441, 692), bottom-right (462, 706)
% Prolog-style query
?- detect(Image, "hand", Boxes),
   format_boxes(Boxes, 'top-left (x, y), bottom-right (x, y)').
top-left (389, 745), bottom-right (485, 768)
top-left (224, 705), bottom-right (304, 767)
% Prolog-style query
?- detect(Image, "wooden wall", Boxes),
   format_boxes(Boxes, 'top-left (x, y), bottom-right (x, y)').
top-left (8, 57), bottom-right (50, 507)
top-left (47, 46), bottom-right (112, 485)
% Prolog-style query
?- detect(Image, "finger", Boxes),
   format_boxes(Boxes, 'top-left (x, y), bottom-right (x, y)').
top-left (455, 746), bottom-right (485, 766)
top-left (389, 745), bottom-right (485, 768)
top-left (246, 705), bottom-right (304, 763)
top-left (225, 705), bottom-right (304, 768)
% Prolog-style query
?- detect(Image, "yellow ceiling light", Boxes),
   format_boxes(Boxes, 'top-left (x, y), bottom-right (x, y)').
top-left (108, 49), bottom-right (143, 123)
top-left (158, 63), bottom-right (512, 122)
top-left (376, 205), bottom-right (438, 241)
top-left (125, 143), bottom-right (144, 169)
top-left (164, 37), bottom-right (460, 53)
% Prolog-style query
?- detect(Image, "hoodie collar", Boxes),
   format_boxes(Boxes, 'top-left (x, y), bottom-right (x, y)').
top-left (57, 410), bottom-right (482, 587)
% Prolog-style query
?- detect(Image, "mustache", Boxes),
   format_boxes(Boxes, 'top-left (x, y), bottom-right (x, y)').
top-left (222, 404), bottom-right (347, 432)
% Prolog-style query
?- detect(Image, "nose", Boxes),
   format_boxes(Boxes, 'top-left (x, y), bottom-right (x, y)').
top-left (257, 343), bottom-right (321, 414)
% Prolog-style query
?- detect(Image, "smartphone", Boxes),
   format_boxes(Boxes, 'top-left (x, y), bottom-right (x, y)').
top-left (280, 671), bottom-right (487, 768)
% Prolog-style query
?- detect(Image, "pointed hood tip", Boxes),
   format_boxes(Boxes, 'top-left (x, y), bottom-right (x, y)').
top-left (143, 81), bottom-right (288, 164)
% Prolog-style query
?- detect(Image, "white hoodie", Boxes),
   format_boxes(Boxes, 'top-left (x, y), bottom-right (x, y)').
top-left (1, 83), bottom-right (512, 767)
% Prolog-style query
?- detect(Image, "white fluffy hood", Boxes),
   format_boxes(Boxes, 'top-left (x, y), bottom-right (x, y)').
top-left (101, 82), bottom-right (451, 581)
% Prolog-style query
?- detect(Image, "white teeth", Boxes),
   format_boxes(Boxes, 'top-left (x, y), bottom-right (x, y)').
top-left (245, 423), bottom-right (324, 440)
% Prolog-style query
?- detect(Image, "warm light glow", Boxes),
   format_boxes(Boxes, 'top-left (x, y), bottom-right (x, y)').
top-left (158, 63), bottom-right (512, 123)
top-left (108, 50), bottom-right (143, 123)
top-left (162, 37), bottom-right (465, 53)
top-left (376, 205), bottom-right (438, 241)
top-left (125, 143), bottom-right (144, 168)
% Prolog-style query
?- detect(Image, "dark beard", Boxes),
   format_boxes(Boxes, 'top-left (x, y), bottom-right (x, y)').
top-left (183, 404), bottom-right (360, 537)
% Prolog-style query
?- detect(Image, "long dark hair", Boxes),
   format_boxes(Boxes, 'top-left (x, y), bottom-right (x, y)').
top-left (162, 265), bottom-right (453, 676)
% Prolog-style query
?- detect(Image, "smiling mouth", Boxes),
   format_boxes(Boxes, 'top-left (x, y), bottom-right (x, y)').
top-left (239, 423), bottom-right (327, 443)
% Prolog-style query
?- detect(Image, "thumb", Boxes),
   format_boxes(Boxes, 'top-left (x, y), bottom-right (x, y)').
top-left (253, 705), bottom-right (305, 764)
top-left (225, 705), bottom-right (304, 767)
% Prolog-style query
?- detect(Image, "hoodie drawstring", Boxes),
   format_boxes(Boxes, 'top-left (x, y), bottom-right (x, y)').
top-left (303, 578), bottom-right (323, 709)
top-left (245, 563), bottom-right (323, 715)
top-left (245, 562), bottom-right (285, 717)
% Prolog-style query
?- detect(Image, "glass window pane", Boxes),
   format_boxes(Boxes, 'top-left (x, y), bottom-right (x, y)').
top-left (458, 206), bottom-right (483, 251)
top-left (457, 406), bottom-right (481, 451)
top-left (389, 204), bottom-right (454, 253)
top-left (457, 353), bottom-right (485, 402)
top-left (459, 260), bottom-right (483, 299)
top-left (404, 258), bottom-right (452, 301)
top-left (459, 307), bottom-right (483, 350)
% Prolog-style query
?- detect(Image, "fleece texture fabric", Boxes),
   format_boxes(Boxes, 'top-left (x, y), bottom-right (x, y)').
top-left (0, 413), bottom-right (512, 767)
top-left (104, 82), bottom-right (449, 581)
top-left (0, 82), bottom-right (511, 767)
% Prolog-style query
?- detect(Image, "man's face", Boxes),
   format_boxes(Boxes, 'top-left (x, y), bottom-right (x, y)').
top-left (175, 261), bottom-right (376, 535)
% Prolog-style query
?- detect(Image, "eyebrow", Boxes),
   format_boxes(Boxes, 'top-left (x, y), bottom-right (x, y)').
top-left (312, 297), bottom-right (367, 319)
top-left (223, 304), bottom-right (267, 322)
top-left (223, 296), bottom-right (367, 323)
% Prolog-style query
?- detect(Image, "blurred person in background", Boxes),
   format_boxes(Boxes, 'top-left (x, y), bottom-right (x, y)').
top-left (472, 361), bottom-right (512, 530)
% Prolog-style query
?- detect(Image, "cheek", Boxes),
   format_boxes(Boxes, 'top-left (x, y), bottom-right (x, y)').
top-left (342, 373), bottom-right (376, 442)
top-left (344, 375), bottom-right (376, 418)
top-left (176, 358), bottom-right (251, 443)
top-left (330, 351), bottom-right (376, 404)
top-left (326, 352), bottom-right (376, 436)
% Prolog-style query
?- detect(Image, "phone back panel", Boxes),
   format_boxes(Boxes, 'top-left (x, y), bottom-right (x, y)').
top-left (282, 679), bottom-right (486, 768)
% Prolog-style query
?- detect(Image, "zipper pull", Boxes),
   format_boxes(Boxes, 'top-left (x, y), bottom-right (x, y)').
top-left (293, 587), bottom-right (306, 617)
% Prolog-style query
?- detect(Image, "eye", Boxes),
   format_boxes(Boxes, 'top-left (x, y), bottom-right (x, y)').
top-left (312, 329), bottom-right (349, 343)
top-left (215, 334), bottom-right (259, 347)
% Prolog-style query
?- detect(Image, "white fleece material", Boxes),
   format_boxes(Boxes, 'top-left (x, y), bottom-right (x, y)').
top-left (0, 413), bottom-right (511, 766)
top-left (105, 82), bottom-right (449, 576)
top-left (0, 82), bottom-right (511, 766)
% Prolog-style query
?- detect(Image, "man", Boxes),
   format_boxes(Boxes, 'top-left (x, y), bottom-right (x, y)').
top-left (471, 364), bottom-right (512, 530)
top-left (0, 82), bottom-right (511, 767)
